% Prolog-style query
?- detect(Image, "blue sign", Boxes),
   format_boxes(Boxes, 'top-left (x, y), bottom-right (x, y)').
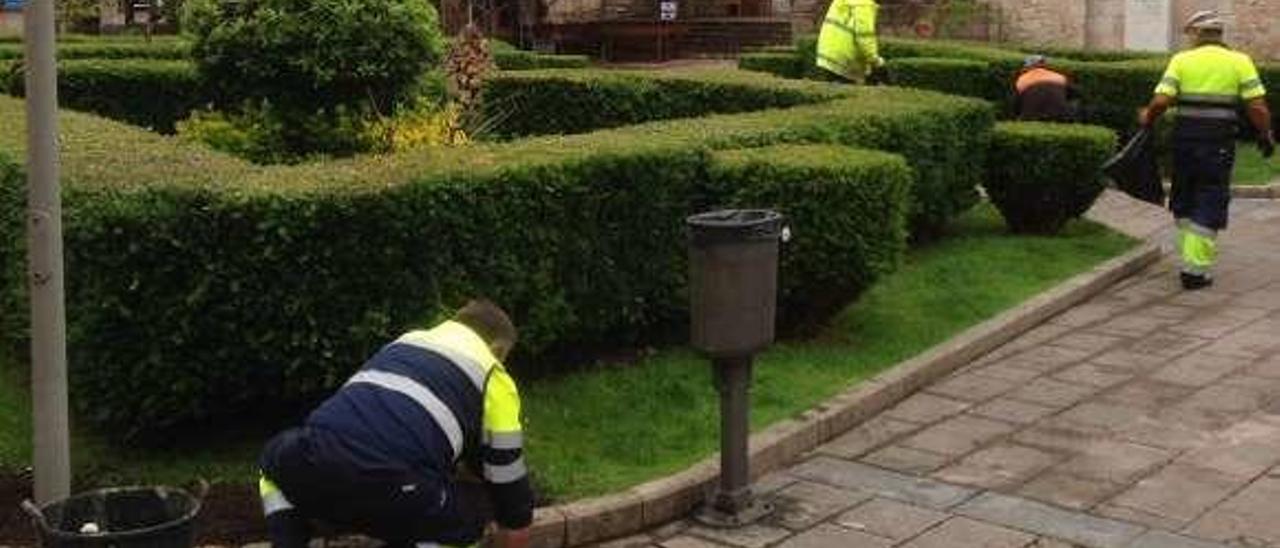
top-left (2, 0), bottom-right (24, 12)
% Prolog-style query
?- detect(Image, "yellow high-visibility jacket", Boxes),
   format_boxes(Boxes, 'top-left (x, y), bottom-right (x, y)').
top-left (816, 0), bottom-right (883, 81)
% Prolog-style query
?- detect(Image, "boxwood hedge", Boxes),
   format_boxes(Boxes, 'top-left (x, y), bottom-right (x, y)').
top-left (0, 41), bottom-right (191, 61)
top-left (4, 60), bottom-right (205, 133)
top-left (985, 122), bottom-right (1116, 234)
top-left (709, 145), bottom-right (912, 326)
top-left (481, 70), bottom-right (838, 138)
top-left (741, 38), bottom-right (1279, 133)
top-left (0, 54), bottom-right (594, 134)
top-left (0, 70), bottom-right (991, 437)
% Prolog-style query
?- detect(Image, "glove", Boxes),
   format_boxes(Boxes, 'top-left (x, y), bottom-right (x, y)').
top-left (866, 64), bottom-right (890, 86)
top-left (1260, 133), bottom-right (1276, 159)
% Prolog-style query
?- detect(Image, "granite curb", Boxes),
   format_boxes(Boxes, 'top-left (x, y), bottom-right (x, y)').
top-left (531, 241), bottom-right (1165, 547)
top-left (1159, 181), bottom-right (1280, 199)
top-left (1232, 181), bottom-right (1280, 199)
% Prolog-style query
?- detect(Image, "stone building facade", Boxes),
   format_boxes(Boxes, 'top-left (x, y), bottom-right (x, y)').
top-left (984, 0), bottom-right (1279, 59)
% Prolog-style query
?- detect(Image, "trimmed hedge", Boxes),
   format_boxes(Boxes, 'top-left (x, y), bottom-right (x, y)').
top-left (4, 60), bottom-right (205, 133)
top-left (738, 52), bottom-right (806, 79)
top-left (481, 70), bottom-right (837, 138)
top-left (885, 57), bottom-right (995, 101)
top-left (484, 70), bottom-right (989, 237)
top-left (493, 50), bottom-right (590, 70)
top-left (709, 145), bottom-right (912, 325)
top-left (0, 41), bottom-right (190, 60)
top-left (985, 122), bottom-right (1116, 234)
top-left (742, 38), bottom-right (1280, 133)
top-left (0, 71), bottom-right (992, 437)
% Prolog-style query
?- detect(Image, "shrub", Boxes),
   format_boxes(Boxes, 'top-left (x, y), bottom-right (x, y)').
top-left (493, 51), bottom-right (590, 70)
top-left (709, 145), bottom-right (912, 326)
top-left (738, 53), bottom-right (805, 79)
top-left (0, 71), bottom-right (991, 437)
top-left (0, 41), bottom-right (191, 60)
top-left (183, 0), bottom-right (444, 115)
top-left (4, 59), bottom-right (205, 133)
top-left (985, 122), bottom-right (1116, 234)
top-left (885, 57), bottom-right (994, 100)
top-left (481, 70), bottom-right (839, 138)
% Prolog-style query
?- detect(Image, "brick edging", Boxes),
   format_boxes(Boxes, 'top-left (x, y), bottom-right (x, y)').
top-left (1232, 182), bottom-right (1280, 199)
top-left (1160, 181), bottom-right (1280, 199)
top-left (528, 242), bottom-right (1164, 547)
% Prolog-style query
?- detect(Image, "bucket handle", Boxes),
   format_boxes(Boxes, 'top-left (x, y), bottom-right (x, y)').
top-left (190, 478), bottom-right (210, 502)
top-left (20, 499), bottom-right (49, 531)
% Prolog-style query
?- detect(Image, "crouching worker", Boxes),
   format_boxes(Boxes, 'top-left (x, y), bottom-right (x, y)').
top-left (258, 299), bottom-right (532, 548)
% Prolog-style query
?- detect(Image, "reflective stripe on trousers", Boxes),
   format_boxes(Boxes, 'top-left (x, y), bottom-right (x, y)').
top-left (1177, 219), bottom-right (1218, 276)
top-left (259, 475), bottom-right (295, 516)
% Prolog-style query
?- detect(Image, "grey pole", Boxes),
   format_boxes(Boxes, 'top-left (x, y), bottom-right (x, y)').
top-left (25, 0), bottom-right (71, 505)
top-left (713, 356), bottom-right (752, 513)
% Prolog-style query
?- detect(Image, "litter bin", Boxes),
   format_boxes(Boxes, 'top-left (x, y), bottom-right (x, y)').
top-left (22, 483), bottom-right (206, 548)
top-left (687, 209), bottom-right (785, 527)
top-left (687, 209), bottom-right (785, 358)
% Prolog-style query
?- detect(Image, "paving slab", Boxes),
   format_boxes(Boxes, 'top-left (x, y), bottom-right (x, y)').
top-left (898, 517), bottom-right (1036, 548)
top-left (774, 523), bottom-right (891, 548)
top-left (769, 480), bottom-right (871, 531)
top-left (788, 457), bottom-right (977, 509)
top-left (685, 523), bottom-right (790, 548)
top-left (1185, 476), bottom-right (1280, 544)
top-left (1016, 471), bottom-right (1122, 511)
top-left (925, 372), bottom-right (1020, 403)
top-left (957, 492), bottom-right (1146, 548)
top-left (932, 444), bottom-right (1061, 490)
top-left (861, 445), bottom-right (951, 475)
top-left (968, 398), bottom-right (1060, 425)
top-left (1106, 464), bottom-right (1244, 525)
top-left (816, 416), bottom-right (922, 460)
top-left (898, 415), bottom-right (1017, 457)
top-left (834, 498), bottom-right (949, 542)
top-left (882, 393), bottom-right (973, 425)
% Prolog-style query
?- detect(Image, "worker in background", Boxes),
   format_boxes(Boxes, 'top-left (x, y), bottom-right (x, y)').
top-left (1014, 55), bottom-right (1081, 122)
top-left (257, 299), bottom-right (532, 548)
top-left (816, 0), bottom-right (886, 84)
top-left (1138, 10), bottom-right (1275, 290)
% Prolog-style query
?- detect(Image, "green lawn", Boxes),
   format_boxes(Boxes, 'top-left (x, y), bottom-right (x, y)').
top-left (1235, 142), bottom-right (1280, 186)
top-left (0, 204), bottom-right (1136, 501)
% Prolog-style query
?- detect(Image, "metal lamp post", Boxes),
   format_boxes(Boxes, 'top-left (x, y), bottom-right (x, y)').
top-left (24, 0), bottom-right (71, 505)
top-left (686, 209), bottom-right (785, 527)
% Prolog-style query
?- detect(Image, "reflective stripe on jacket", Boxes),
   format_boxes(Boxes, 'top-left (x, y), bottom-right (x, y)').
top-left (306, 320), bottom-right (533, 529)
top-left (816, 0), bottom-right (880, 80)
top-left (1154, 43), bottom-right (1267, 139)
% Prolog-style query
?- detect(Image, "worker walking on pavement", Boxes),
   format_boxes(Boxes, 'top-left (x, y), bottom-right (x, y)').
top-left (1014, 55), bottom-right (1081, 122)
top-left (815, 0), bottom-right (886, 84)
top-left (1138, 10), bottom-right (1275, 290)
top-left (257, 299), bottom-right (532, 548)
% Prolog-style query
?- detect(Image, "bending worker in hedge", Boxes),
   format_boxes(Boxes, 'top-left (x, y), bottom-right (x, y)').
top-left (1014, 55), bottom-right (1081, 122)
top-left (815, 0), bottom-right (886, 84)
top-left (257, 299), bottom-right (533, 548)
top-left (1138, 10), bottom-right (1275, 290)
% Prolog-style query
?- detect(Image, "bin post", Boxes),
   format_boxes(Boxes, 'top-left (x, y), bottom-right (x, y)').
top-left (710, 356), bottom-right (754, 516)
top-left (686, 209), bottom-right (784, 527)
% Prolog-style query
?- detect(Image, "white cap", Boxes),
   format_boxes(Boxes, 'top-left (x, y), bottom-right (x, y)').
top-left (1184, 10), bottom-right (1225, 33)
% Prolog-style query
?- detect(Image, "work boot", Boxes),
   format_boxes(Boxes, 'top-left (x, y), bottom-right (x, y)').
top-left (1180, 272), bottom-right (1213, 290)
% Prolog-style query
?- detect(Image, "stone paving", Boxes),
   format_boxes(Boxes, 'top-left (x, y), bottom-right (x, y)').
top-left (606, 200), bottom-right (1280, 548)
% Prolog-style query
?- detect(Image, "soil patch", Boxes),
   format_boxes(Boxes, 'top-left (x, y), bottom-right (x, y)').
top-left (0, 475), bottom-right (264, 546)
top-left (0, 471), bottom-right (33, 545)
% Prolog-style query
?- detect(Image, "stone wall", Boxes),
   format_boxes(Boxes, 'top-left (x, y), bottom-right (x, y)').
top-left (984, 0), bottom-right (1086, 47)
top-left (989, 0), bottom-right (1278, 60)
top-left (1175, 0), bottom-right (1280, 61)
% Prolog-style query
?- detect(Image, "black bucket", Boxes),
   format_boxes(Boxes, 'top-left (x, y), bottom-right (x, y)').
top-left (21, 483), bottom-right (206, 548)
